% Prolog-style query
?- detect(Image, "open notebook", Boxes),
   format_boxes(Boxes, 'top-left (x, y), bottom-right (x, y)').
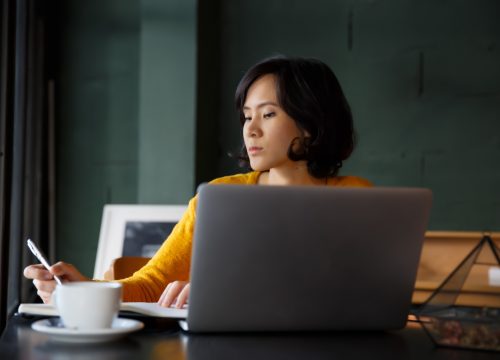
top-left (18, 302), bottom-right (187, 319)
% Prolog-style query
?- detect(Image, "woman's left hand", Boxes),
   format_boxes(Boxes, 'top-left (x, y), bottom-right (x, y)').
top-left (157, 281), bottom-right (190, 308)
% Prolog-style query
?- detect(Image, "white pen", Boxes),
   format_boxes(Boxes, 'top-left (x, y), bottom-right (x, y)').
top-left (26, 238), bottom-right (62, 285)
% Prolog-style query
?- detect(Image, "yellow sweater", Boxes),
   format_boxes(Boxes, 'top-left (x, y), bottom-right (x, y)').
top-left (118, 171), bottom-right (372, 301)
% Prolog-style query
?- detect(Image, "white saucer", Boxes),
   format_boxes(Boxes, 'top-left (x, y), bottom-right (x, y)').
top-left (31, 318), bottom-right (144, 343)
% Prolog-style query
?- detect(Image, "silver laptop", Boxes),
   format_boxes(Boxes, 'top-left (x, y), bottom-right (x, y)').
top-left (181, 184), bottom-right (432, 332)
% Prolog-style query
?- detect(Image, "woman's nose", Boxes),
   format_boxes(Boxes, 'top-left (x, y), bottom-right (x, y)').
top-left (245, 119), bottom-right (261, 138)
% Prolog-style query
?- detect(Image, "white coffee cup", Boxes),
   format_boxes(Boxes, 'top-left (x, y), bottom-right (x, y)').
top-left (54, 282), bottom-right (122, 330)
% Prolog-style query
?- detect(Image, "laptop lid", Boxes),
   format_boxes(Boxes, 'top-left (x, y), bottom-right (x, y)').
top-left (186, 185), bottom-right (432, 332)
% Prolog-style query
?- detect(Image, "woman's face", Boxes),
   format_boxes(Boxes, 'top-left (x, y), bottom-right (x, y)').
top-left (243, 74), bottom-right (304, 172)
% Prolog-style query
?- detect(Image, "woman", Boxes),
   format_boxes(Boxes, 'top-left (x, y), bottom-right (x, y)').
top-left (24, 56), bottom-right (371, 308)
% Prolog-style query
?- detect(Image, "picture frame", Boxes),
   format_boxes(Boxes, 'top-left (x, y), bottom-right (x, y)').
top-left (93, 204), bottom-right (188, 279)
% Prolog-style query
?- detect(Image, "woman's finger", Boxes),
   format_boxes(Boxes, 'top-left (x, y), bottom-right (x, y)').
top-left (23, 264), bottom-right (53, 281)
top-left (157, 282), bottom-right (173, 305)
top-left (175, 284), bottom-right (190, 308)
top-left (24, 262), bottom-right (88, 283)
top-left (50, 262), bottom-right (88, 282)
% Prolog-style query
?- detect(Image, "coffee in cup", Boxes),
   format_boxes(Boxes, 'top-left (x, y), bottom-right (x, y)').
top-left (54, 282), bottom-right (122, 330)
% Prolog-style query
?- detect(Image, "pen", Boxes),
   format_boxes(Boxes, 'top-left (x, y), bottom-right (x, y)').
top-left (26, 238), bottom-right (62, 285)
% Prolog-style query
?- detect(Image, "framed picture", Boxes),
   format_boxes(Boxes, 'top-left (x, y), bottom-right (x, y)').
top-left (93, 204), bottom-right (188, 279)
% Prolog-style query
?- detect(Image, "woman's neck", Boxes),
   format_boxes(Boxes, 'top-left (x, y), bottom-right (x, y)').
top-left (258, 164), bottom-right (326, 186)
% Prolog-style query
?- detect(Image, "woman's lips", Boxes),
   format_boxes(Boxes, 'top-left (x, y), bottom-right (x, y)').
top-left (247, 146), bottom-right (263, 155)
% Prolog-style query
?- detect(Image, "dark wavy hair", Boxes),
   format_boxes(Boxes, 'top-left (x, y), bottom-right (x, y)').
top-left (234, 56), bottom-right (355, 178)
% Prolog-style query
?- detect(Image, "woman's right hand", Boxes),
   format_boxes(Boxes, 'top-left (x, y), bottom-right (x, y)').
top-left (23, 262), bottom-right (89, 303)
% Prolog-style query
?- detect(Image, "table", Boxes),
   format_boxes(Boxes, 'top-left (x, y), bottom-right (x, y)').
top-left (0, 313), bottom-right (496, 359)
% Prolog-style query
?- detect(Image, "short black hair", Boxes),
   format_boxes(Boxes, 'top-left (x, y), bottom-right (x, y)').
top-left (234, 56), bottom-right (355, 178)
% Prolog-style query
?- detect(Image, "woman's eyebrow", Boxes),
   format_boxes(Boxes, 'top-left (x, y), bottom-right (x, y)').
top-left (243, 101), bottom-right (279, 110)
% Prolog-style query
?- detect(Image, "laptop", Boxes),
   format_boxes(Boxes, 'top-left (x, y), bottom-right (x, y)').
top-left (180, 184), bottom-right (432, 332)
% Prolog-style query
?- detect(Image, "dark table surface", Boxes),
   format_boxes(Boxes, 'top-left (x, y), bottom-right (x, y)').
top-left (0, 313), bottom-right (497, 360)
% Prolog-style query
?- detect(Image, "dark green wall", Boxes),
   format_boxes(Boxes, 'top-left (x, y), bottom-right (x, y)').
top-left (138, 0), bottom-right (196, 204)
top-left (212, 0), bottom-right (500, 231)
top-left (57, 0), bottom-right (500, 276)
top-left (56, 1), bottom-right (140, 275)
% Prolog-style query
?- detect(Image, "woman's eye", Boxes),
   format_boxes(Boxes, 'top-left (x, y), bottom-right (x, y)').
top-left (244, 116), bottom-right (251, 121)
top-left (263, 112), bottom-right (275, 119)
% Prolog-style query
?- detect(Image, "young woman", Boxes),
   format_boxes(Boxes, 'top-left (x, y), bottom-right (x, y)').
top-left (24, 56), bottom-right (371, 308)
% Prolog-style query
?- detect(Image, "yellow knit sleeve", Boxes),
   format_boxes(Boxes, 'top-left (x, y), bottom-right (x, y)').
top-left (117, 195), bottom-right (198, 302)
